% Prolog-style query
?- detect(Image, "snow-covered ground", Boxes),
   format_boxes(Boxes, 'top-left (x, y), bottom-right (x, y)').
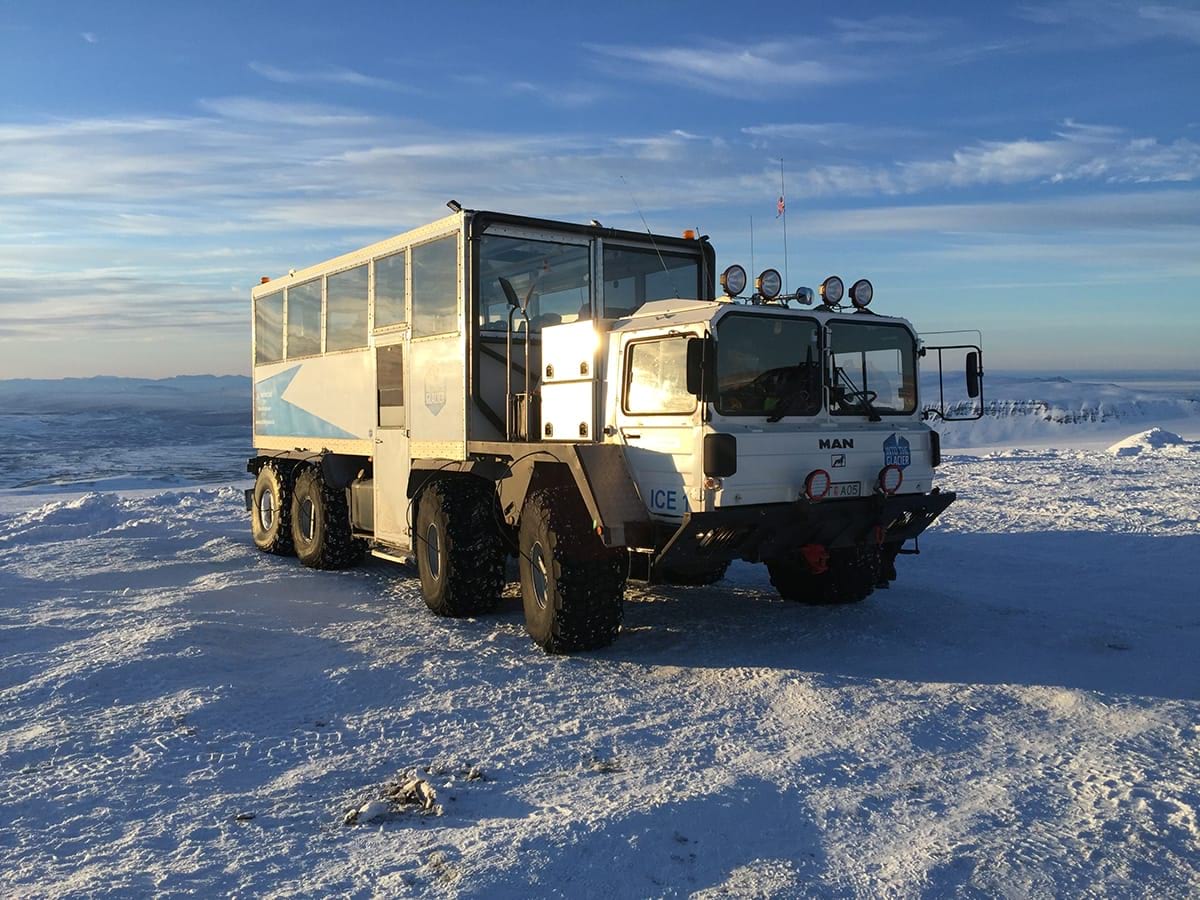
top-left (2, 376), bottom-right (1199, 897)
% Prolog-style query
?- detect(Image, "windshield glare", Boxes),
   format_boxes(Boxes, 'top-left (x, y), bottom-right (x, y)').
top-left (716, 315), bottom-right (821, 417)
top-left (829, 321), bottom-right (917, 415)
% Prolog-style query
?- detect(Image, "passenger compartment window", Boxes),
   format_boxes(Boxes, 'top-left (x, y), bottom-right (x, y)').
top-left (286, 279), bottom-right (322, 357)
top-left (411, 235), bottom-right (458, 337)
top-left (624, 337), bottom-right (695, 415)
top-left (603, 246), bottom-right (699, 318)
top-left (375, 250), bottom-right (406, 328)
top-left (326, 264), bottom-right (368, 352)
top-left (478, 235), bottom-right (591, 333)
top-left (376, 344), bottom-right (405, 428)
top-left (254, 290), bottom-right (284, 364)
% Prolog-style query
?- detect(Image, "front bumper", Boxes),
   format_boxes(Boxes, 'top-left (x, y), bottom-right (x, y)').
top-left (651, 488), bottom-right (955, 568)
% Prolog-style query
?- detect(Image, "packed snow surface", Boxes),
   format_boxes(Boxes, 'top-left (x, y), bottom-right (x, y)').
top-left (1107, 428), bottom-right (1198, 458)
top-left (2, 375), bottom-right (1199, 896)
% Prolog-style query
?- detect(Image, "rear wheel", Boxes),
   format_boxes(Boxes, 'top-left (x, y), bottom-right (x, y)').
top-left (415, 478), bottom-right (505, 617)
top-left (251, 462), bottom-right (294, 555)
top-left (290, 465), bottom-right (365, 569)
top-left (768, 546), bottom-right (879, 605)
top-left (519, 486), bottom-right (626, 653)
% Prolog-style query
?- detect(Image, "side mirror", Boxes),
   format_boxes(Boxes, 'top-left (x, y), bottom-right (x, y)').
top-left (966, 351), bottom-right (980, 399)
top-left (686, 337), bottom-right (709, 397)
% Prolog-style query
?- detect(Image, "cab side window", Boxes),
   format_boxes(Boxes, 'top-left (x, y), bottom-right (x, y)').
top-left (624, 337), bottom-right (695, 415)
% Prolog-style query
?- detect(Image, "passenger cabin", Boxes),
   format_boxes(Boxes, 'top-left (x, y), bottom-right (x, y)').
top-left (250, 209), bottom-right (715, 548)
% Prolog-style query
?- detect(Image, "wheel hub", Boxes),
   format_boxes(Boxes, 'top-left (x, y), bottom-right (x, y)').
top-left (426, 522), bottom-right (441, 580)
top-left (258, 491), bottom-right (275, 529)
top-left (299, 497), bottom-right (316, 542)
top-left (530, 541), bottom-right (549, 610)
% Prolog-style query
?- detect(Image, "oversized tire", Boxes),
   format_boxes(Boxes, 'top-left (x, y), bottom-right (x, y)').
top-left (251, 462), bottom-right (294, 555)
top-left (767, 546), bottom-right (878, 605)
top-left (290, 465), bottom-right (366, 570)
top-left (518, 486), bottom-right (626, 653)
top-left (414, 478), bottom-right (505, 618)
top-left (655, 561), bottom-right (730, 587)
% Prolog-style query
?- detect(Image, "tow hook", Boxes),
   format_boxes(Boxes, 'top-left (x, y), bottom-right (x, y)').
top-left (800, 543), bottom-right (829, 575)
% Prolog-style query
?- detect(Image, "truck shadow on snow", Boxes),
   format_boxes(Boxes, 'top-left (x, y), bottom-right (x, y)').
top-left (591, 531), bottom-right (1200, 702)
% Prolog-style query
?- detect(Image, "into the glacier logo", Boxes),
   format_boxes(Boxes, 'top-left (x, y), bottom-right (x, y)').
top-left (883, 433), bottom-right (911, 469)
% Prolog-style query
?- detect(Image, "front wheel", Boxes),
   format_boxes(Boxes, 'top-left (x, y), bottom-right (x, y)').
top-left (767, 546), bottom-right (878, 605)
top-left (518, 486), bottom-right (625, 653)
top-left (655, 561), bottom-right (730, 587)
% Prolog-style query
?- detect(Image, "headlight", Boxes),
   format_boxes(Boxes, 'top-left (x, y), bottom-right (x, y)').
top-left (756, 268), bottom-right (782, 301)
top-left (850, 278), bottom-right (873, 309)
top-left (820, 275), bottom-right (844, 305)
top-left (720, 264), bottom-right (747, 297)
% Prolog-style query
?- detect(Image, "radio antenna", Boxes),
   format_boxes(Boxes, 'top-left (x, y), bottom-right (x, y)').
top-left (779, 157), bottom-right (789, 295)
top-left (620, 174), bottom-right (679, 297)
top-left (750, 215), bottom-right (756, 289)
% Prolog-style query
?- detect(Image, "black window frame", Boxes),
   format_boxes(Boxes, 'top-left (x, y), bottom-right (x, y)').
top-left (712, 311), bottom-right (822, 418)
top-left (828, 319), bottom-right (919, 418)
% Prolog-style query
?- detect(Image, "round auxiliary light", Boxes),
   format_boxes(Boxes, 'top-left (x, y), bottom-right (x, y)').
top-left (756, 268), bottom-right (782, 301)
top-left (849, 278), bottom-right (873, 309)
top-left (820, 275), bottom-right (844, 305)
top-left (804, 469), bottom-right (832, 501)
top-left (720, 264), bottom-right (747, 297)
top-left (878, 464), bottom-right (904, 495)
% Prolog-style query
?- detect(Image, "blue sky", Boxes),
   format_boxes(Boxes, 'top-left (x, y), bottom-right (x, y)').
top-left (1, 0), bottom-right (1197, 377)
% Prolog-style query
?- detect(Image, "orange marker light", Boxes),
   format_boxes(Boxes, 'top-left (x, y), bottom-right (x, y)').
top-left (260, 276), bottom-right (270, 284)
top-left (682, 229), bottom-right (696, 240)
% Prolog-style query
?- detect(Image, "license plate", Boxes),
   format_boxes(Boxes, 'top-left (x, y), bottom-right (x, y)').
top-left (828, 481), bottom-right (861, 498)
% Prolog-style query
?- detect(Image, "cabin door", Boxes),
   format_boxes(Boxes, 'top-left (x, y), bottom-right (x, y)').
top-left (374, 337), bottom-right (411, 549)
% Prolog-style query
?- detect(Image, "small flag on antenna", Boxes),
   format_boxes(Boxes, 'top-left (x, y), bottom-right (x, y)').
top-left (777, 195), bottom-right (785, 218)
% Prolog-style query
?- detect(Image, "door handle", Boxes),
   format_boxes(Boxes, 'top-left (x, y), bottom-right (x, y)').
top-left (375, 438), bottom-right (384, 444)
top-left (624, 433), bottom-right (641, 439)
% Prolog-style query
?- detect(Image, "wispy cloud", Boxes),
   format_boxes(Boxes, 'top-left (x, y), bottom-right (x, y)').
top-left (1016, 1), bottom-right (1200, 46)
top-left (829, 14), bottom-right (947, 44)
top-left (248, 61), bottom-right (411, 92)
top-left (586, 40), bottom-right (856, 96)
top-left (81, 31), bottom-right (97, 44)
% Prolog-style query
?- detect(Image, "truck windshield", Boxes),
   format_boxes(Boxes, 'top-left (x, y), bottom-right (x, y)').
top-left (715, 314), bottom-right (821, 417)
top-left (829, 321), bottom-right (917, 416)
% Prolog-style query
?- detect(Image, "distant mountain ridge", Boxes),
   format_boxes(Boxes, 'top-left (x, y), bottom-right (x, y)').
top-left (0, 375), bottom-right (250, 413)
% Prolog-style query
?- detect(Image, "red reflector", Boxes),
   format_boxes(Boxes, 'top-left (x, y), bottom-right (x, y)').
top-left (804, 469), bottom-right (831, 501)
top-left (879, 464), bottom-right (904, 495)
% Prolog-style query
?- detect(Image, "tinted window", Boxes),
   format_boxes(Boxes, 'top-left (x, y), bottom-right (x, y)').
top-left (286, 279), bottom-right (322, 357)
top-left (625, 338), bottom-right (694, 415)
top-left (375, 250), bottom-right (406, 328)
top-left (479, 235), bottom-right (590, 332)
top-left (377, 343), bottom-right (405, 428)
top-left (254, 291), bottom-right (284, 364)
top-left (603, 246), bottom-right (698, 317)
top-left (326, 264), bottom-right (368, 352)
top-left (716, 314), bottom-right (821, 417)
top-left (411, 235), bottom-right (458, 337)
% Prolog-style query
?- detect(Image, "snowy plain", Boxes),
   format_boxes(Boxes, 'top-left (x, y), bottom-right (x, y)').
top-left (1, 374), bottom-right (1199, 898)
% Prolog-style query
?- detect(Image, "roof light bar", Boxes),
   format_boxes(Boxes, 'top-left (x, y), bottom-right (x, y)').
top-left (819, 275), bottom-right (844, 306)
top-left (721, 264), bottom-right (747, 297)
top-left (850, 278), bottom-right (874, 309)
